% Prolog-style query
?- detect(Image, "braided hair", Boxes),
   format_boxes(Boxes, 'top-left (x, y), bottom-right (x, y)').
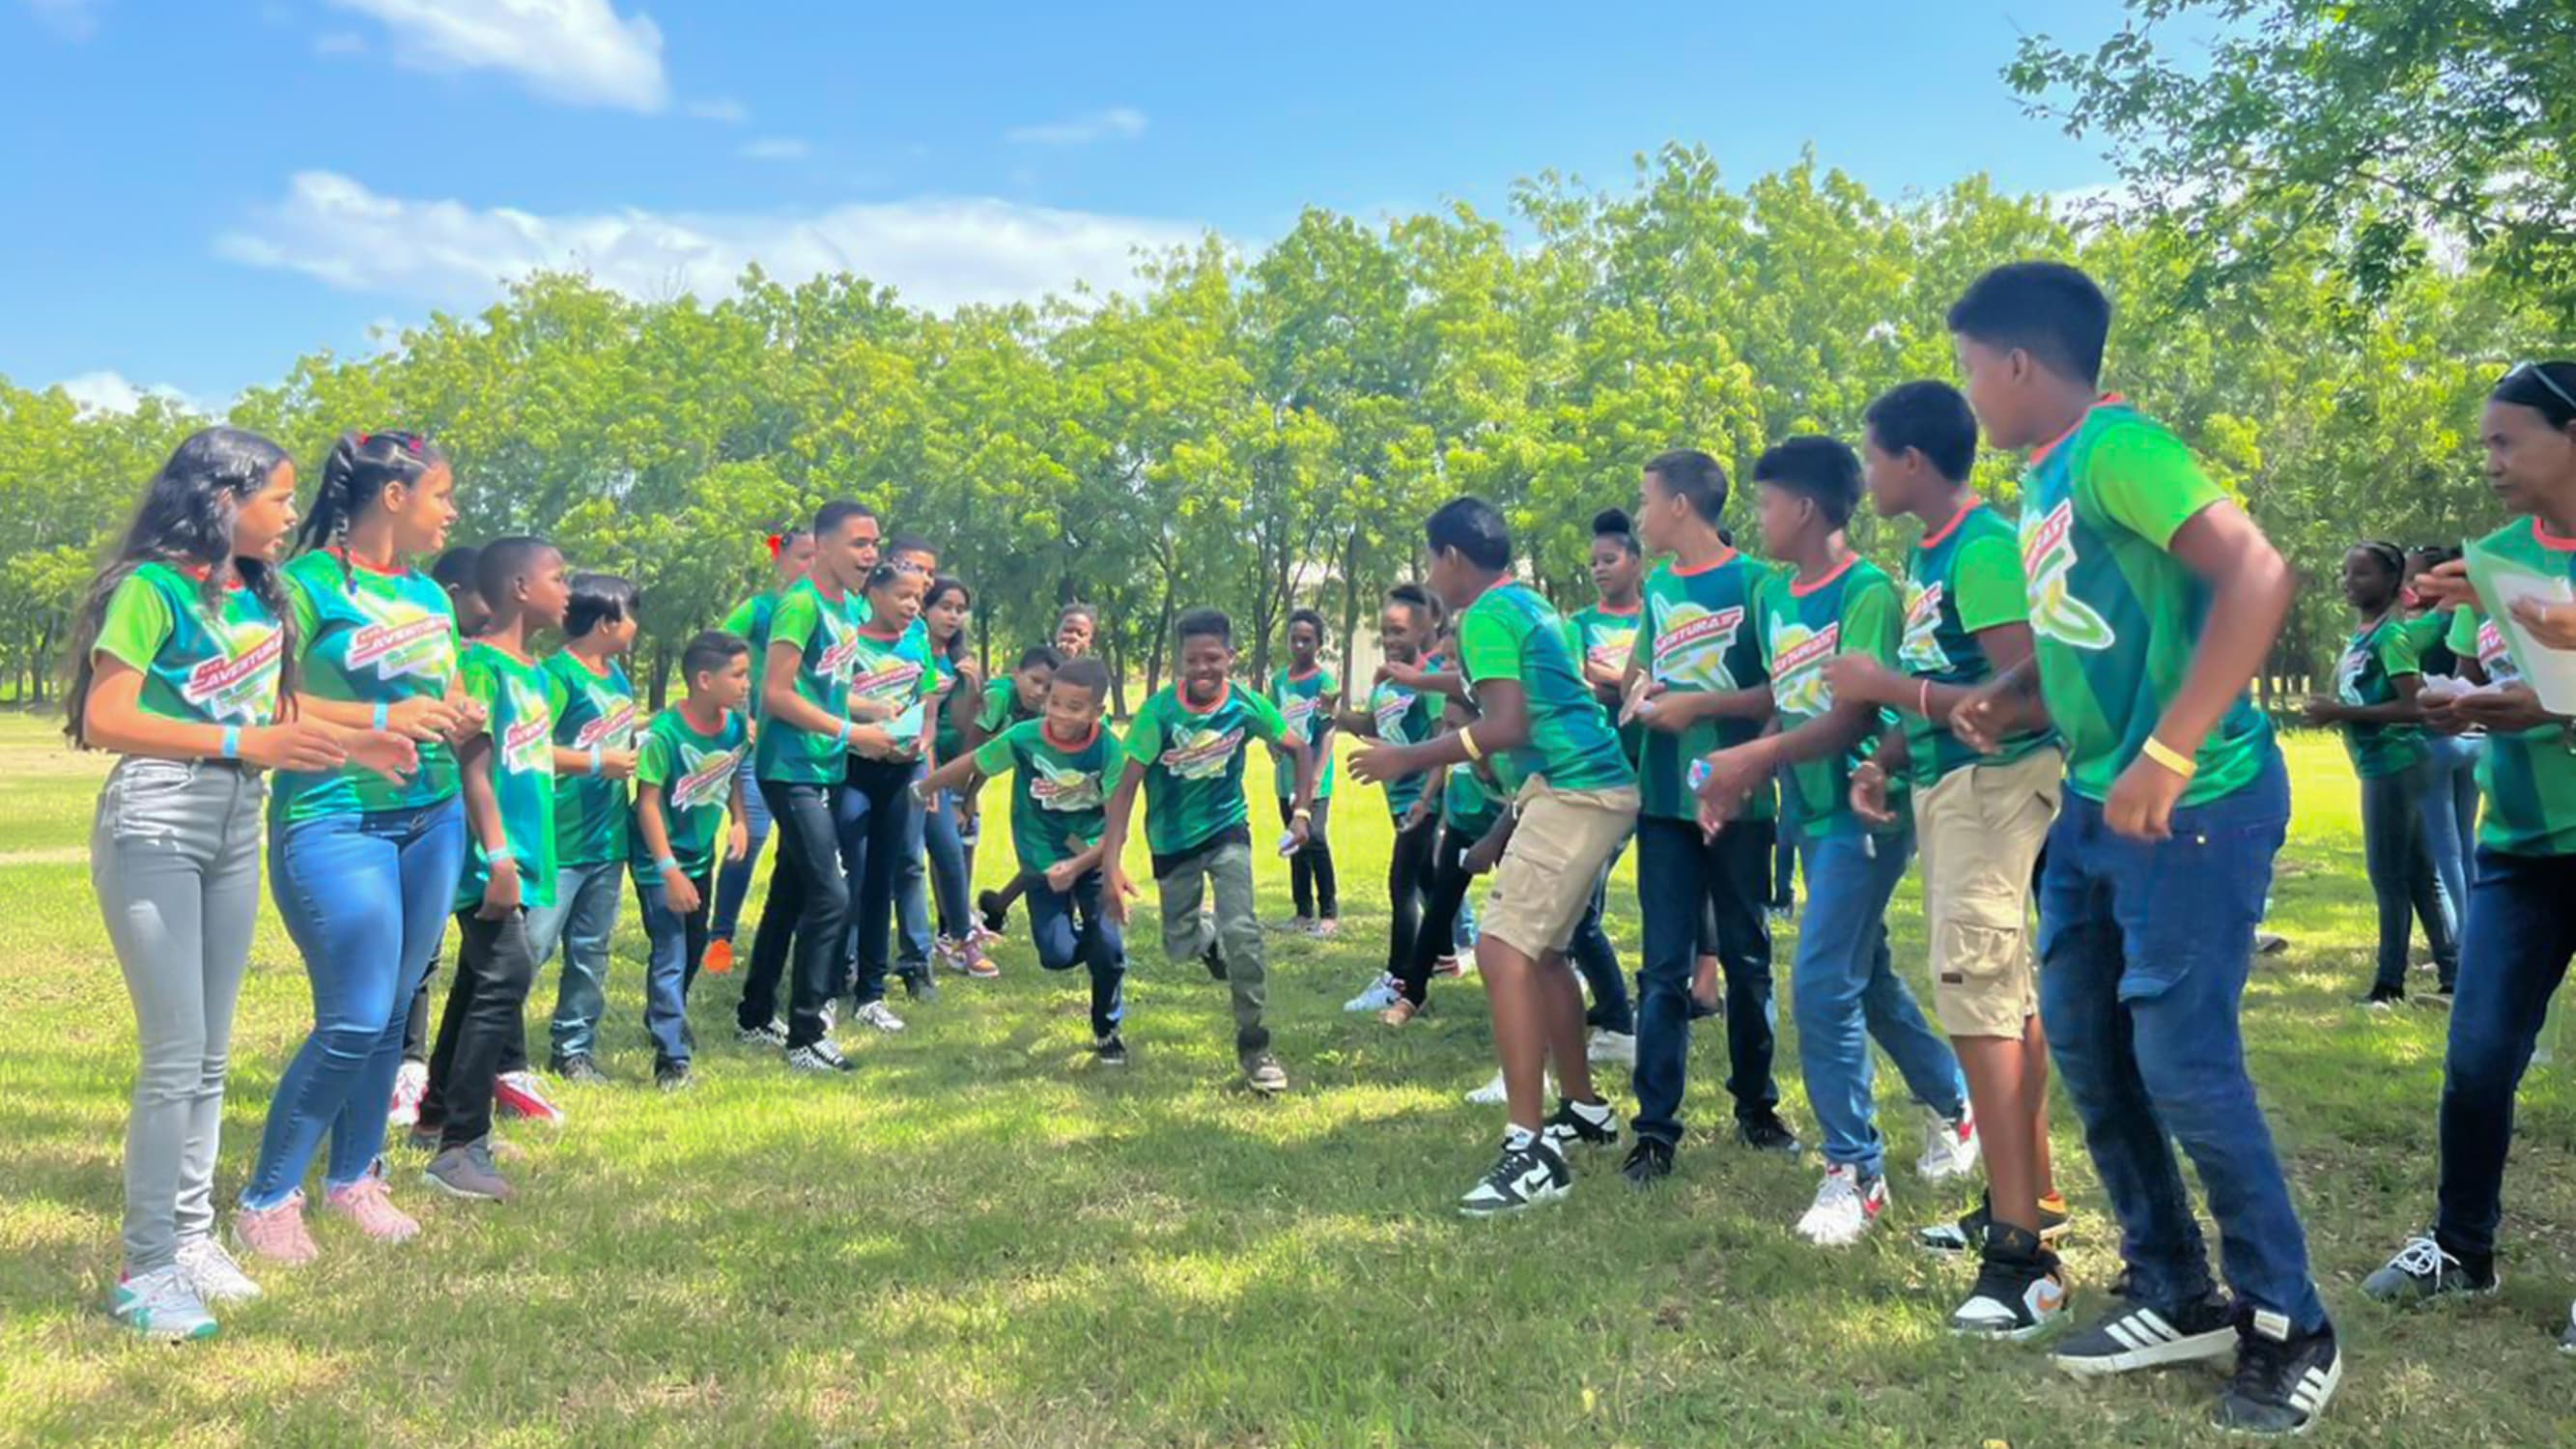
top-left (296, 429), bottom-right (447, 590)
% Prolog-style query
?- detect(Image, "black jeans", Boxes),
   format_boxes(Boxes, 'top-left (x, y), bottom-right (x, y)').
top-left (1280, 795), bottom-right (1338, 919)
top-left (741, 780), bottom-right (847, 1048)
top-left (1631, 815), bottom-right (1779, 1144)
top-left (423, 906), bottom-right (539, 1149)
top-left (1384, 812), bottom-right (1439, 978)
top-left (2435, 848), bottom-right (2576, 1267)
top-left (1396, 822), bottom-right (1479, 1007)
top-left (839, 758), bottom-right (920, 1006)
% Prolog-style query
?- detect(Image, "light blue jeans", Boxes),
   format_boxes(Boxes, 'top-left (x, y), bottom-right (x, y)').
top-left (533, 859), bottom-right (627, 1060)
top-left (1792, 827), bottom-right (1966, 1179)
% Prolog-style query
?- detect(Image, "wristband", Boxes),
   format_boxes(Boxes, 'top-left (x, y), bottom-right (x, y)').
top-left (589, 744), bottom-right (604, 776)
top-left (1458, 727), bottom-right (1486, 763)
top-left (656, 855), bottom-right (682, 875)
top-left (220, 725), bottom-right (241, 760)
top-left (1292, 807), bottom-right (1313, 822)
top-left (2139, 735), bottom-right (2197, 781)
top-left (835, 720), bottom-right (853, 751)
top-left (372, 701), bottom-right (390, 731)
top-left (1917, 679), bottom-right (1933, 721)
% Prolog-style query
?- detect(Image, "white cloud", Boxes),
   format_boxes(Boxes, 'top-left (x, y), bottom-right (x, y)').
top-left (1005, 106), bottom-right (1147, 147)
top-left (22, 0), bottom-right (102, 39)
top-left (738, 136), bottom-right (808, 162)
top-left (685, 97), bottom-right (748, 124)
top-left (55, 371), bottom-right (212, 416)
top-left (325, 0), bottom-right (666, 112)
top-left (312, 29), bottom-right (368, 57)
top-left (215, 170), bottom-right (1209, 314)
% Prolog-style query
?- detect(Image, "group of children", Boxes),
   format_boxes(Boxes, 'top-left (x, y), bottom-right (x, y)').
top-left (68, 261), bottom-right (2576, 1438)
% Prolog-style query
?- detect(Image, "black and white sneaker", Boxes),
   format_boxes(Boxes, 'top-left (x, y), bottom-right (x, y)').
top-left (1917, 1191), bottom-right (2073, 1254)
top-left (1541, 1097), bottom-right (1621, 1153)
top-left (736, 1017), bottom-right (788, 1049)
top-left (1458, 1136), bottom-right (1571, 1217)
top-left (1620, 1136), bottom-right (1675, 1189)
top-left (1735, 1111), bottom-right (1802, 1155)
top-left (2051, 1281), bottom-right (2237, 1377)
top-left (1201, 945), bottom-right (1229, 981)
top-left (2360, 1233), bottom-right (2498, 1304)
top-left (1093, 1033), bottom-right (1129, 1066)
top-left (785, 1039), bottom-right (856, 1074)
top-left (2214, 1313), bottom-right (2341, 1437)
top-left (1949, 1228), bottom-right (2070, 1341)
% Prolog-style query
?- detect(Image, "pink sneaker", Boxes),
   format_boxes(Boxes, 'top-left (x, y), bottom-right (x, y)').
top-left (326, 1174), bottom-right (421, 1243)
top-left (386, 1060), bottom-right (428, 1129)
top-left (231, 1194), bottom-right (320, 1266)
top-left (495, 1070), bottom-right (566, 1126)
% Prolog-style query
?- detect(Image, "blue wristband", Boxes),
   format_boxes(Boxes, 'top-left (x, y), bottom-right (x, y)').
top-left (835, 719), bottom-right (853, 750)
top-left (589, 744), bottom-right (604, 776)
top-left (220, 725), bottom-right (241, 760)
top-left (372, 701), bottom-right (389, 731)
top-left (655, 855), bottom-right (681, 875)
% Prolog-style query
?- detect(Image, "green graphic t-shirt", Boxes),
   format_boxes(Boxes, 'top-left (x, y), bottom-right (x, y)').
top-left (977, 674), bottom-right (1040, 737)
top-left (722, 590), bottom-right (784, 704)
top-left (1571, 603), bottom-right (1644, 762)
top-left (2017, 400), bottom-right (2275, 807)
top-left (632, 706), bottom-right (749, 878)
top-left (755, 579), bottom-right (868, 784)
top-left (1759, 555), bottom-right (1902, 838)
top-left (270, 551), bottom-right (462, 823)
top-left (544, 653), bottom-right (637, 866)
top-left (2460, 517), bottom-right (2576, 856)
top-left (974, 719), bottom-right (1124, 871)
top-left (1901, 504), bottom-right (2053, 785)
top-left (1365, 672), bottom-right (1440, 820)
top-left (456, 640), bottom-right (558, 912)
top-left (1637, 554), bottom-right (1774, 821)
top-left (2335, 616), bottom-right (2428, 779)
top-left (929, 655), bottom-right (968, 762)
top-left (1455, 581), bottom-right (1634, 795)
top-left (2447, 605), bottom-right (2517, 687)
top-left (1123, 683), bottom-right (1289, 858)
top-left (92, 562), bottom-right (286, 729)
top-left (849, 624), bottom-right (941, 758)
top-left (1269, 667), bottom-right (1338, 800)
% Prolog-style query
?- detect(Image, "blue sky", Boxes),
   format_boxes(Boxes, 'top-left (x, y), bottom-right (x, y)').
top-left (1, 0), bottom-right (2143, 412)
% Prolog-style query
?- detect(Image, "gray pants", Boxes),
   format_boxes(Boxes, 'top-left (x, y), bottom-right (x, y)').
top-left (90, 757), bottom-right (266, 1272)
top-left (1154, 839), bottom-right (1270, 1064)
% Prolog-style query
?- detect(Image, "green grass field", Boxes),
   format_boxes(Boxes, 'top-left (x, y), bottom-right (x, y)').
top-left (1, 712), bottom-right (2570, 1446)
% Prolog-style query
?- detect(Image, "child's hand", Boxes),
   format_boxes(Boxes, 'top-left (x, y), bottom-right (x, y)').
top-left (444, 698), bottom-right (489, 749)
top-left (1380, 659), bottom-right (1431, 691)
top-left (662, 866), bottom-right (702, 916)
top-left (2449, 683), bottom-right (2556, 733)
top-left (598, 747), bottom-right (637, 781)
top-left (1284, 814), bottom-right (1312, 852)
top-left (1103, 867), bottom-right (1138, 925)
top-left (2300, 696), bottom-right (2344, 726)
top-left (1347, 741), bottom-right (1413, 786)
top-left (241, 721), bottom-right (349, 774)
top-left (847, 724), bottom-right (897, 757)
top-left (726, 821), bottom-right (750, 862)
top-left (1691, 745), bottom-right (1769, 832)
top-left (387, 696), bottom-right (466, 744)
top-left (1848, 759), bottom-right (1898, 827)
top-left (2411, 559), bottom-right (2476, 611)
top-left (1462, 831), bottom-right (1507, 876)
top-left (1948, 679), bottom-right (2014, 755)
top-left (1401, 797), bottom-right (1435, 832)
top-left (1043, 859), bottom-right (1083, 894)
top-left (2509, 595), bottom-right (2576, 651)
top-left (478, 859), bottom-right (522, 921)
top-left (2105, 753), bottom-right (2189, 842)
top-left (350, 729), bottom-right (420, 783)
top-left (1822, 654), bottom-right (1892, 710)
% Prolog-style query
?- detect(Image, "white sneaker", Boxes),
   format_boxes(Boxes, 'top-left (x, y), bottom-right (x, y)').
top-left (1465, 1068), bottom-right (1552, 1106)
top-left (854, 1001), bottom-right (907, 1034)
top-left (1915, 1103), bottom-right (1979, 1182)
top-left (386, 1059), bottom-right (428, 1128)
top-left (1586, 1029), bottom-right (1637, 1065)
top-left (173, 1236), bottom-right (261, 1305)
top-left (111, 1264), bottom-right (217, 1341)
top-left (1344, 975), bottom-right (1401, 1013)
top-left (1796, 1164), bottom-right (1888, 1247)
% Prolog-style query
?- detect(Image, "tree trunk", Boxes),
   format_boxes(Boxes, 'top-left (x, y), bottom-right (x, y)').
top-left (1107, 635), bottom-right (1129, 719)
top-left (1337, 527), bottom-right (1365, 690)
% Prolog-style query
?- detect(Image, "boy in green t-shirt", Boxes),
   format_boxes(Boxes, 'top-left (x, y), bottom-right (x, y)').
top-left (422, 536), bottom-right (570, 1204)
top-left (920, 657), bottom-right (1132, 1063)
top-left (1101, 609), bottom-right (1314, 1094)
top-left (1350, 497), bottom-right (1637, 1216)
top-left (1830, 383), bottom-right (2071, 1336)
top-left (706, 526), bottom-right (816, 975)
top-left (631, 632), bottom-right (753, 1091)
top-left (1943, 261), bottom-right (2333, 1433)
top-left (1332, 585), bottom-right (1445, 1016)
top-left (1269, 609), bottom-right (1341, 936)
top-left (967, 645), bottom-right (1065, 934)
top-left (1695, 439), bottom-right (1969, 1251)
top-left (531, 573), bottom-right (641, 1084)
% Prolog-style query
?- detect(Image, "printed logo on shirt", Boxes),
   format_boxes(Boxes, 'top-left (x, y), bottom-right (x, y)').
top-left (1373, 684), bottom-right (1419, 741)
top-left (1769, 622), bottom-right (1840, 717)
top-left (183, 621), bottom-right (285, 723)
top-left (501, 678), bottom-right (555, 776)
top-left (574, 696), bottom-right (637, 750)
top-left (2335, 644), bottom-right (2370, 705)
top-left (1157, 722), bottom-right (1245, 781)
top-left (854, 660), bottom-right (923, 704)
top-left (1651, 604), bottom-right (1745, 691)
top-left (2477, 619), bottom-right (2518, 681)
top-left (345, 591), bottom-right (457, 683)
top-left (670, 742), bottom-right (742, 810)
top-left (2021, 500), bottom-right (2116, 652)
top-left (1586, 624), bottom-right (1637, 675)
top-left (1029, 754), bottom-right (1107, 811)
top-left (1899, 581), bottom-right (1951, 674)
top-left (815, 611), bottom-right (862, 684)
top-left (1282, 694), bottom-right (1318, 738)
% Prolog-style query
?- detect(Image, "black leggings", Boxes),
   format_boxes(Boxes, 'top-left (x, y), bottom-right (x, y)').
top-left (1280, 795), bottom-right (1338, 919)
top-left (1385, 812), bottom-right (1440, 978)
top-left (1396, 821), bottom-right (1479, 1007)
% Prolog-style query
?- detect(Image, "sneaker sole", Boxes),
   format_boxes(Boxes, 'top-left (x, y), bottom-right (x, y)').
top-left (1918, 1219), bottom-right (2074, 1255)
top-left (2216, 1350), bottom-right (2342, 1438)
top-left (116, 1312), bottom-right (218, 1343)
top-left (418, 1171), bottom-right (509, 1204)
top-left (1950, 1306), bottom-right (2067, 1344)
top-left (2052, 1326), bottom-right (2236, 1378)
top-left (1458, 1184), bottom-right (1570, 1218)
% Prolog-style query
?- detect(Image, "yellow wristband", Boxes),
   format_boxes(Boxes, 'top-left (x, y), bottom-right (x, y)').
top-left (2139, 735), bottom-right (2197, 781)
top-left (1458, 727), bottom-right (1486, 763)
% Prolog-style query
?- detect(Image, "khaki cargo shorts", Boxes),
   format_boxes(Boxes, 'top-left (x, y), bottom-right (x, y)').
top-left (1915, 747), bottom-right (2061, 1038)
top-left (1482, 781), bottom-right (1640, 957)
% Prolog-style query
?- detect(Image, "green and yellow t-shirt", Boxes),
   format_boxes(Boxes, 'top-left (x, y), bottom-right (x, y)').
top-left (2447, 604), bottom-right (2517, 687)
top-left (2335, 616), bottom-right (2427, 779)
top-left (2017, 399), bottom-right (2275, 807)
top-left (722, 589), bottom-right (786, 705)
top-left (544, 653), bottom-right (637, 866)
top-left (91, 562), bottom-right (285, 730)
top-left (631, 705), bottom-right (749, 879)
top-left (1637, 554), bottom-right (1773, 821)
top-left (456, 640), bottom-right (558, 912)
top-left (1455, 581), bottom-right (1634, 796)
top-left (1424, 648), bottom-right (1507, 839)
top-left (1759, 554), bottom-right (1902, 838)
top-left (977, 674), bottom-right (1040, 737)
top-left (1123, 683), bottom-right (1289, 859)
top-left (2460, 517), bottom-right (2576, 856)
top-left (755, 579), bottom-right (867, 785)
top-left (269, 551), bottom-right (462, 822)
top-left (974, 719), bottom-right (1124, 872)
top-left (1901, 503), bottom-right (2053, 785)
top-left (929, 654), bottom-right (968, 762)
top-left (1269, 667), bottom-right (1338, 800)
top-left (849, 623), bottom-right (941, 758)
top-left (1365, 670), bottom-right (1441, 821)
top-left (1571, 602), bottom-right (1644, 761)
top-left (2403, 610), bottom-right (2461, 678)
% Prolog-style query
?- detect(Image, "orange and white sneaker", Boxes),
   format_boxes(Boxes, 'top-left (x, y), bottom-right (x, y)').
top-left (1378, 998), bottom-right (1425, 1027)
top-left (495, 1069), bottom-right (566, 1127)
top-left (1916, 1103), bottom-right (1980, 1183)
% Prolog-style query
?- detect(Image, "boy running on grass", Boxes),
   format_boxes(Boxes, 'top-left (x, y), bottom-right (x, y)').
top-left (1693, 439), bottom-right (1974, 1247)
top-left (1101, 609), bottom-right (1314, 1094)
top-left (1351, 497), bottom-right (1637, 1215)
top-left (629, 631), bottom-right (753, 1093)
top-left (1830, 380), bottom-right (2071, 1338)
top-left (971, 645), bottom-right (1064, 933)
top-left (919, 656), bottom-right (1132, 1063)
top-left (1945, 261), bottom-right (2335, 1435)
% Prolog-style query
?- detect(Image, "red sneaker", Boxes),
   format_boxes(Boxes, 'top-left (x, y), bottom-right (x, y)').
top-left (495, 1070), bottom-right (566, 1127)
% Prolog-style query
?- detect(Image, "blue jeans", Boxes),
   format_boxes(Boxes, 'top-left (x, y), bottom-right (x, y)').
top-left (1631, 815), bottom-right (1778, 1146)
top-left (1569, 840), bottom-right (1635, 1035)
top-left (2037, 750), bottom-right (2327, 1333)
top-left (1771, 813), bottom-right (1802, 910)
top-left (2360, 760), bottom-right (2458, 992)
top-left (838, 758), bottom-right (920, 1005)
top-left (1793, 827), bottom-right (1965, 1178)
top-left (244, 799), bottom-right (466, 1208)
top-left (2435, 848), bottom-right (2576, 1265)
top-left (925, 789), bottom-right (975, 941)
top-left (1453, 895), bottom-right (1479, 952)
top-left (633, 867), bottom-right (712, 1067)
top-left (1029, 868), bottom-right (1126, 1037)
top-left (2419, 733), bottom-right (2481, 933)
top-left (710, 752), bottom-right (773, 943)
top-left (532, 858), bottom-right (627, 1059)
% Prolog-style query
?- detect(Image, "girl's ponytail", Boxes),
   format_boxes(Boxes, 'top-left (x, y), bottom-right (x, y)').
top-left (294, 429), bottom-right (446, 590)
